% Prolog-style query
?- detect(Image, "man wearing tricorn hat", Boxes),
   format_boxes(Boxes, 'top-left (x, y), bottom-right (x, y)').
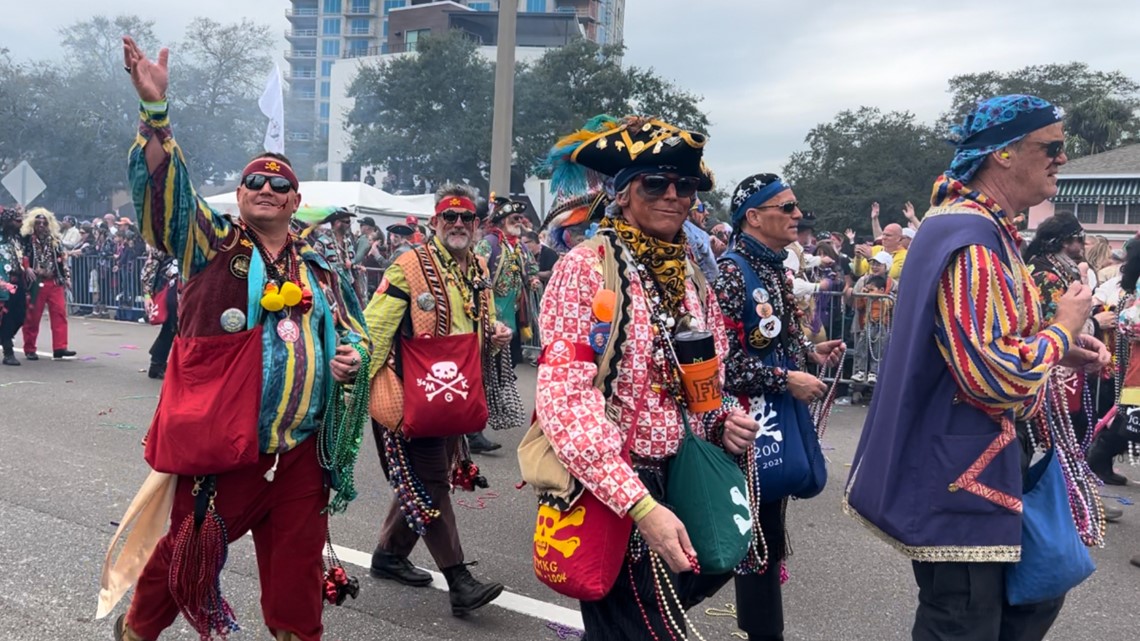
top-left (845, 95), bottom-right (1111, 640)
top-left (528, 115), bottom-right (761, 639)
top-left (475, 195), bottom-right (540, 365)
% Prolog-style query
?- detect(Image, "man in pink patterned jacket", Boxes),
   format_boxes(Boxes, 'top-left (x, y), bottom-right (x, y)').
top-left (534, 115), bottom-right (760, 641)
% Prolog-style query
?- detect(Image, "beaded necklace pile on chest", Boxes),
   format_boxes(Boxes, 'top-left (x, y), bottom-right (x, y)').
top-left (243, 224), bottom-right (313, 342)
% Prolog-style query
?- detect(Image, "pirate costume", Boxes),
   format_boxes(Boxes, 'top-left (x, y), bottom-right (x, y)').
top-left (104, 101), bottom-right (371, 641)
top-left (715, 174), bottom-right (837, 641)
top-left (474, 196), bottom-right (539, 365)
top-left (0, 207), bottom-right (27, 366)
top-left (531, 115), bottom-right (739, 641)
top-left (364, 191), bottom-right (507, 616)
top-left (845, 95), bottom-right (1105, 641)
top-left (21, 208), bottom-right (75, 359)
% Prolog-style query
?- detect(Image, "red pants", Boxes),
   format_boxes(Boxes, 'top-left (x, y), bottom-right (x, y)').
top-left (22, 277), bottom-right (68, 352)
top-left (127, 437), bottom-right (329, 641)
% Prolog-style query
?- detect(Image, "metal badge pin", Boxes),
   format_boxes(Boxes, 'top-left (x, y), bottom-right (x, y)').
top-left (219, 308), bottom-right (246, 333)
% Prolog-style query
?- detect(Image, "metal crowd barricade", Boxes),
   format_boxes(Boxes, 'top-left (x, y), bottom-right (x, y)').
top-left (67, 255), bottom-right (147, 322)
top-left (809, 290), bottom-right (895, 403)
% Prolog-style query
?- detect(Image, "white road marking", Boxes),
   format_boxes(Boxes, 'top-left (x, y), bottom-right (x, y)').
top-left (330, 544), bottom-right (585, 630)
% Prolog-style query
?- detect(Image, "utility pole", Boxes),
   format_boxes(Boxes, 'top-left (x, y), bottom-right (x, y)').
top-left (489, 0), bottom-right (518, 197)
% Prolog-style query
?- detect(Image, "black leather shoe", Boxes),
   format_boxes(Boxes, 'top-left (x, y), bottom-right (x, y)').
top-left (2, 354), bottom-right (18, 366)
top-left (24, 352), bottom-right (38, 361)
top-left (442, 562), bottom-right (503, 616)
top-left (53, 349), bottom-right (77, 359)
top-left (467, 431), bottom-right (501, 454)
top-left (1131, 555), bottom-right (1140, 569)
top-left (370, 548), bottom-right (432, 587)
top-left (147, 362), bottom-right (166, 380)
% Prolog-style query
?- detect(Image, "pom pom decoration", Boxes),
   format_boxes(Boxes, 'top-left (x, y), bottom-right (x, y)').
top-left (261, 283), bottom-right (286, 312)
top-left (280, 281), bottom-right (303, 307)
top-left (592, 289), bottom-right (617, 323)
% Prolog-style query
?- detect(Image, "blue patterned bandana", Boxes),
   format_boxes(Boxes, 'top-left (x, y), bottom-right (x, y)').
top-left (947, 94), bottom-right (1064, 182)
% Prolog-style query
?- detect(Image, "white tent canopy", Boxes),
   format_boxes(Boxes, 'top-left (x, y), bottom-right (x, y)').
top-left (203, 181), bottom-right (436, 228)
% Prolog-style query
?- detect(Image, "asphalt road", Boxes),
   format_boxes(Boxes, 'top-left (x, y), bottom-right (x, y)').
top-left (2, 316), bottom-right (1138, 641)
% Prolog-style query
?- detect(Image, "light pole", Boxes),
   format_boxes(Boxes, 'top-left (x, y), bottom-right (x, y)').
top-left (488, 0), bottom-right (518, 197)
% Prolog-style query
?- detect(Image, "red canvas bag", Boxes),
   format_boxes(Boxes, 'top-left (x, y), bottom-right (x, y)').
top-left (144, 327), bottom-right (262, 475)
top-left (531, 421), bottom-right (635, 601)
top-left (400, 331), bottom-right (488, 438)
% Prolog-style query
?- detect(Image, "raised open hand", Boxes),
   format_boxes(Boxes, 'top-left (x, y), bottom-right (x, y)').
top-left (122, 36), bottom-right (169, 102)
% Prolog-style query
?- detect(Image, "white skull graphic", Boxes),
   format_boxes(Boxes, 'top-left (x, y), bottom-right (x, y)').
top-left (431, 361), bottom-right (459, 381)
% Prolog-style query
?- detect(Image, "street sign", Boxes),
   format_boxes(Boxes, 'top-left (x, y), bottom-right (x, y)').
top-left (1, 161), bottom-right (47, 206)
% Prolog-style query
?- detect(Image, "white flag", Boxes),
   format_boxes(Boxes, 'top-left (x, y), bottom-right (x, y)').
top-left (258, 64), bottom-right (285, 154)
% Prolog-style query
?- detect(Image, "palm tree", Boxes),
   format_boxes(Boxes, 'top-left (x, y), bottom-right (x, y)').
top-left (1066, 95), bottom-right (1139, 157)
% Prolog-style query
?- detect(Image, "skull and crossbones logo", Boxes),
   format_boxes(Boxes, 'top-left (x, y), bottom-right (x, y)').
top-left (417, 360), bottom-right (470, 402)
top-left (535, 505), bottom-right (585, 558)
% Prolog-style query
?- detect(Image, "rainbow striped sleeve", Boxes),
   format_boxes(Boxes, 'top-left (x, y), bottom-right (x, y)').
top-left (128, 104), bottom-right (233, 279)
top-left (934, 245), bottom-right (1073, 420)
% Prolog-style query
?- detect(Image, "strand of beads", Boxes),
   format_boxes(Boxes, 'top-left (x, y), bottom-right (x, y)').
top-left (736, 447), bottom-right (770, 575)
top-left (811, 364), bottom-right (841, 440)
top-left (1079, 374), bottom-right (1096, 453)
top-left (1045, 371), bottom-right (1106, 547)
top-left (382, 430), bottom-right (440, 536)
top-left (318, 345), bottom-right (371, 515)
top-left (650, 552), bottom-right (707, 641)
top-left (627, 563), bottom-right (664, 641)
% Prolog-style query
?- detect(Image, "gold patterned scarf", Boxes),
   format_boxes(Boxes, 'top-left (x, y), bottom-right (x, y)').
top-left (601, 216), bottom-right (689, 323)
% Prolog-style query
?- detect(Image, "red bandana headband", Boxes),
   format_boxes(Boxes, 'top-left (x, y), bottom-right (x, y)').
top-left (434, 196), bottom-right (477, 215)
top-left (241, 158), bottom-right (299, 190)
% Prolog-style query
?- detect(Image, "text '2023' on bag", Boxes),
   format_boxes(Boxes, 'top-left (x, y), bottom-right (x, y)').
top-left (1005, 448), bottom-right (1095, 605)
top-left (666, 411), bottom-right (752, 575)
top-left (144, 327), bottom-right (262, 475)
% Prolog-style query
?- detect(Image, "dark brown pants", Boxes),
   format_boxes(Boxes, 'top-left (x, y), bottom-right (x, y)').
top-left (377, 433), bottom-right (464, 569)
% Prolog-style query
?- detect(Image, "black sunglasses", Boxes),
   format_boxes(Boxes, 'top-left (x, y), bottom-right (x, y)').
top-left (440, 210), bottom-right (477, 224)
top-left (1038, 140), bottom-right (1065, 159)
top-left (242, 173), bottom-right (293, 194)
top-left (640, 174), bottom-right (701, 199)
top-left (755, 201), bottom-right (799, 214)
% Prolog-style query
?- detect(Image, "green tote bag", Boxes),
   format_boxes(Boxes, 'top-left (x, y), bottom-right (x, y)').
top-left (666, 411), bottom-right (753, 575)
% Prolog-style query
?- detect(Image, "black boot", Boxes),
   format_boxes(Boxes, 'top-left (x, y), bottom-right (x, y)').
top-left (442, 562), bottom-right (503, 616)
top-left (1088, 431), bottom-right (1129, 486)
top-left (2, 340), bottom-right (19, 366)
top-left (466, 431), bottom-right (501, 454)
top-left (147, 362), bottom-right (166, 380)
top-left (53, 348), bottom-right (77, 359)
top-left (24, 351), bottom-right (38, 361)
top-left (370, 547), bottom-right (433, 587)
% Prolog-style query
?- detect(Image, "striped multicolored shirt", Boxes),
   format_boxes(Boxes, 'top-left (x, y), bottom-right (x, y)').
top-left (129, 104), bottom-right (369, 453)
top-left (930, 177), bottom-right (1072, 421)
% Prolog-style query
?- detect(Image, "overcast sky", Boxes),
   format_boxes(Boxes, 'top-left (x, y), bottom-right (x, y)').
top-left (4, 0), bottom-right (1139, 187)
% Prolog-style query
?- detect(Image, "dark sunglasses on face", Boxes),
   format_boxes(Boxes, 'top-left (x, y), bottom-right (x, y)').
top-left (242, 173), bottom-right (293, 194)
top-left (640, 174), bottom-right (701, 199)
top-left (755, 200), bottom-right (799, 214)
top-left (1038, 140), bottom-right (1065, 159)
top-left (440, 210), bottom-right (476, 224)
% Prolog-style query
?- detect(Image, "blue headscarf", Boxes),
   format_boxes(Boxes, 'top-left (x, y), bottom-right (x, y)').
top-left (946, 94), bottom-right (1065, 183)
top-left (730, 173), bottom-right (791, 226)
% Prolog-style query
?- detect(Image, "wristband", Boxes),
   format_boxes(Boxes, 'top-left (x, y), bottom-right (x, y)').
top-left (141, 99), bottom-right (168, 115)
top-left (629, 495), bottom-right (658, 523)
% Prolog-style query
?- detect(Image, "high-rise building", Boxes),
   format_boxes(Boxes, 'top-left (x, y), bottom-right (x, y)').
top-left (284, 0), bottom-right (625, 178)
